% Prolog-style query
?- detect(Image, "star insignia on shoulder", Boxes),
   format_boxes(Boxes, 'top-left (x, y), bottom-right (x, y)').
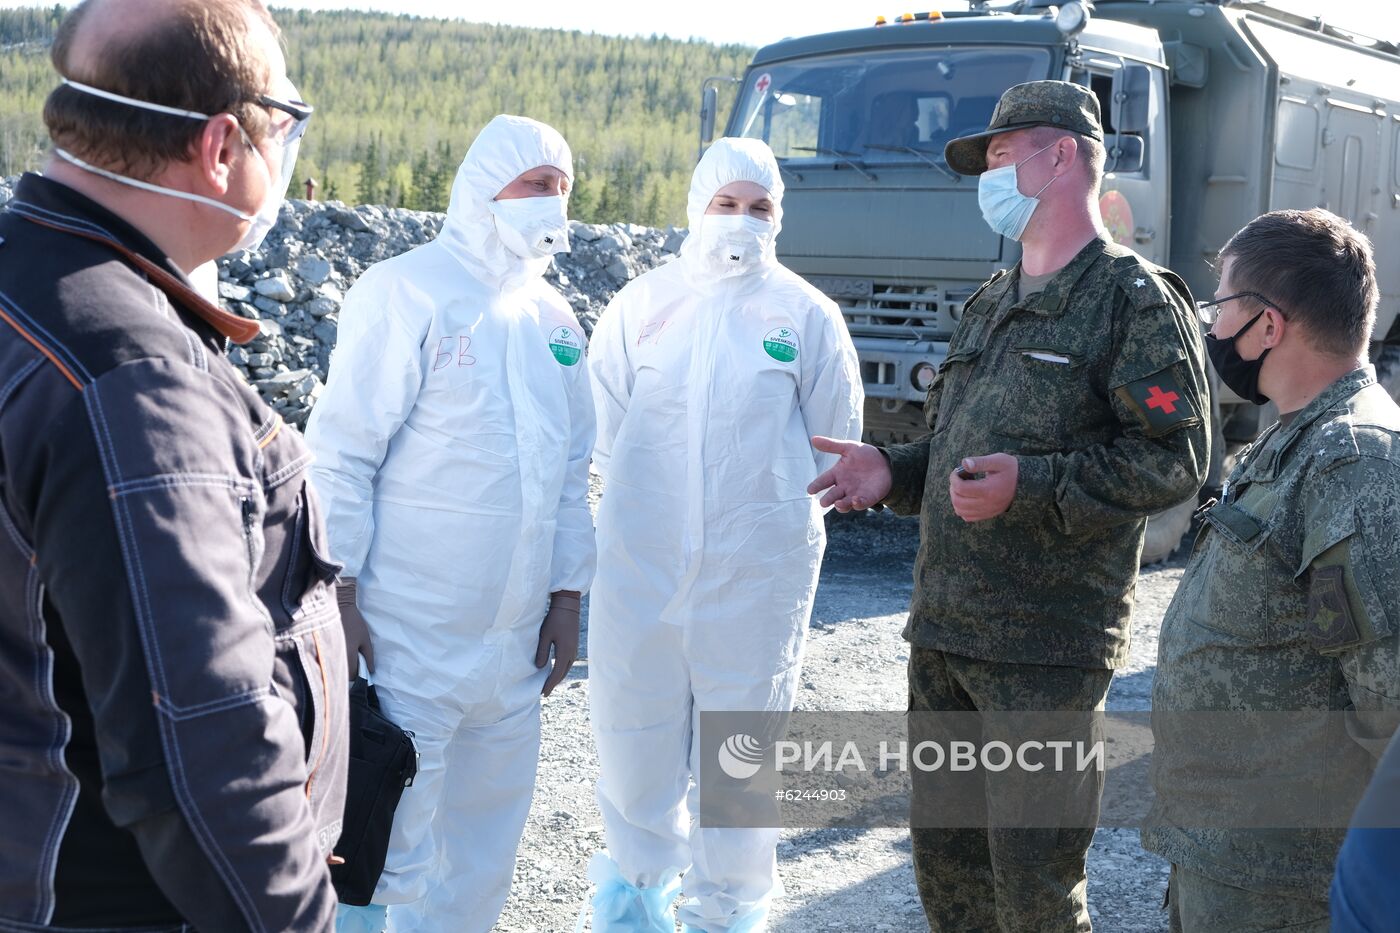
top-left (1133, 277), bottom-right (1147, 288)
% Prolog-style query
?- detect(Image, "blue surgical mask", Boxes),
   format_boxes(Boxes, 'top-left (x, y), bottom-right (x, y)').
top-left (977, 140), bottom-right (1059, 241)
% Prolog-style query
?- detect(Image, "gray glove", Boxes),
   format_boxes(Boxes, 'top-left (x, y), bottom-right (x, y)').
top-left (336, 577), bottom-right (375, 679)
top-left (536, 591), bottom-right (581, 697)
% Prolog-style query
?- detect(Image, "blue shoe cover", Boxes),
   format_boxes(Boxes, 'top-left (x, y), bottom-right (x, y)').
top-left (588, 852), bottom-right (682, 933)
top-left (335, 902), bottom-right (388, 933)
top-left (680, 900), bottom-right (769, 932)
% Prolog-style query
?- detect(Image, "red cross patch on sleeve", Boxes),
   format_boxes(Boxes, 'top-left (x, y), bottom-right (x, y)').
top-left (1115, 367), bottom-right (1196, 436)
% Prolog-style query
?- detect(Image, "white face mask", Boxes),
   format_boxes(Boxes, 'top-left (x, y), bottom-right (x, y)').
top-left (236, 132), bottom-right (299, 253)
top-left (188, 260), bottom-right (221, 303)
top-left (52, 78), bottom-right (303, 254)
top-left (696, 213), bottom-right (774, 278)
top-left (488, 193), bottom-right (570, 260)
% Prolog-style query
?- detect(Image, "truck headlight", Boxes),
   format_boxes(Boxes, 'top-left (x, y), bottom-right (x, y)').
top-left (912, 362), bottom-right (937, 392)
top-left (1055, 0), bottom-right (1091, 36)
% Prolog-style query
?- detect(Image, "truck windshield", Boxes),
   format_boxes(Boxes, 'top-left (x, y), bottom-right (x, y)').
top-left (732, 46), bottom-right (1052, 168)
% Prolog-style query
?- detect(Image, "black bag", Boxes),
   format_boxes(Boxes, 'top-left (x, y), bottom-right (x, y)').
top-left (330, 677), bottom-right (419, 906)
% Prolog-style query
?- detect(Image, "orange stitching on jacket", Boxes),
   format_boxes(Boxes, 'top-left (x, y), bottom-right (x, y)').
top-left (305, 628), bottom-right (333, 798)
top-left (258, 419), bottom-right (283, 450)
top-left (0, 306), bottom-right (83, 390)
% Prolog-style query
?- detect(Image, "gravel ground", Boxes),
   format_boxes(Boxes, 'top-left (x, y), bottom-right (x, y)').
top-left (2, 173), bottom-right (1188, 931)
top-left (497, 493), bottom-right (1188, 932)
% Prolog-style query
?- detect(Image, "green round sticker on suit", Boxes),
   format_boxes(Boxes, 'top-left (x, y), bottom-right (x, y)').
top-left (763, 327), bottom-right (799, 363)
top-left (549, 325), bottom-right (582, 366)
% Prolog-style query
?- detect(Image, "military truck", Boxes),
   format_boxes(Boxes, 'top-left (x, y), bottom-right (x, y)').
top-left (698, 0), bottom-right (1400, 561)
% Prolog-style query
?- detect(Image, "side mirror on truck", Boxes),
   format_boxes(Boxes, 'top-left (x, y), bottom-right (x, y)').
top-left (1108, 134), bottom-right (1145, 174)
top-left (700, 85), bottom-right (719, 146)
top-left (1112, 64), bottom-right (1151, 133)
top-left (697, 76), bottom-right (741, 160)
top-left (1104, 63), bottom-right (1150, 174)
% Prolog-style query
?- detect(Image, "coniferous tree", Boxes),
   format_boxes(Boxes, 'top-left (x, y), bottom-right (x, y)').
top-left (409, 149), bottom-right (434, 211)
top-left (569, 167), bottom-right (595, 225)
top-left (426, 139), bottom-right (455, 211)
top-left (358, 133), bottom-right (383, 205)
top-left (642, 183), bottom-right (663, 229)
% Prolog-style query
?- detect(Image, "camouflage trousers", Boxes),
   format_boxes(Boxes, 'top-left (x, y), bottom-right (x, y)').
top-left (1165, 865), bottom-right (1330, 933)
top-left (907, 647), bottom-right (1113, 933)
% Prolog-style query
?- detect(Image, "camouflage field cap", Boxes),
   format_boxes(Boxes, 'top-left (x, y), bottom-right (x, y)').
top-left (944, 80), bottom-right (1104, 176)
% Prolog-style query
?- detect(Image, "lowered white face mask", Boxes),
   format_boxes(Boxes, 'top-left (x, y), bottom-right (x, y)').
top-left (52, 78), bottom-right (302, 254)
top-left (188, 261), bottom-right (221, 304)
top-left (696, 213), bottom-right (774, 278)
top-left (488, 194), bottom-right (570, 260)
top-left (236, 132), bottom-right (298, 253)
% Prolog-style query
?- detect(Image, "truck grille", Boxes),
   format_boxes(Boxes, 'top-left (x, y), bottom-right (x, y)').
top-left (838, 284), bottom-right (976, 341)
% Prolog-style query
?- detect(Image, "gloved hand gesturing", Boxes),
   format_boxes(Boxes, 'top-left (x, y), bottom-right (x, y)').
top-left (336, 577), bottom-right (375, 680)
top-left (537, 591), bottom-right (581, 697)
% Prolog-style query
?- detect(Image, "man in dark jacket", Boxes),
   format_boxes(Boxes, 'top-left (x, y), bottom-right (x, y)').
top-left (0, 1), bottom-right (347, 929)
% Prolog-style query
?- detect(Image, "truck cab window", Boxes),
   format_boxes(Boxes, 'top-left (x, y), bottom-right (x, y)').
top-left (1090, 73), bottom-right (1117, 134)
top-left (764, 92), bottom-right (822, 158)
top-left (1073, 67), bottom-right (1149, 176)
top-left (731, 47), bottom-right (1052, 169)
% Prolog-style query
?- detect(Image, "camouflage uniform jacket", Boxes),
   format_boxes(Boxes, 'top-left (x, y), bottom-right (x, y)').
top-left (1143, 367), bottom-right (1400, 899)
top-left (882, 236), bottom-right (1209, 669)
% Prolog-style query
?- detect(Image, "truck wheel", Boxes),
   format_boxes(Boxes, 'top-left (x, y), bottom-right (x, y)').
top-left (1141, 498), bottom-right (1194, 566)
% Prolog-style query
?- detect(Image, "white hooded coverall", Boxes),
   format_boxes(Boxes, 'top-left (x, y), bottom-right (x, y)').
top-left (305, 115), bottom-right (596, 932)
top-left (587, 138), bottom-right (864, 931)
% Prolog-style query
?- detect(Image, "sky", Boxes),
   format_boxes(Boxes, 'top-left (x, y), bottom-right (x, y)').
top-left (270, 1), bottom-right (1400, 48)
top-left (1, 1), bottom-right (1398, 48)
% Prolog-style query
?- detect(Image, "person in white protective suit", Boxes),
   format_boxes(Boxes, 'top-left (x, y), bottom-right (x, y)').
top-left (304, 114), bottom-right (596, 933)
top-left (585, 137), bottom-right (864, 932)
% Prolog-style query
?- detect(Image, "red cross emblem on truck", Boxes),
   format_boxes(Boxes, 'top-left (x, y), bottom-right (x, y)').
top-left (1145, 385), bottom-right (1180, 413)
top-left (755, 73), bottom-right (772, 95)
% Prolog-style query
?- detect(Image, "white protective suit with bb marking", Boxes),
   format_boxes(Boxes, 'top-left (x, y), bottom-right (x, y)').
top-left (586, 137), bottom-right (864, 932)
top-left (305, 114), bottom-right (595, 932)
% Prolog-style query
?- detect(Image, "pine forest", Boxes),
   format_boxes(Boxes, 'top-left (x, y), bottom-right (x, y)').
top-left (0, 6), bottom-right (753, 225)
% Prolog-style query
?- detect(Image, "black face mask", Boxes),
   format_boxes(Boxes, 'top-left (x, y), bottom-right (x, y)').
top-left (1204, 308), bottom-right (1271, 405)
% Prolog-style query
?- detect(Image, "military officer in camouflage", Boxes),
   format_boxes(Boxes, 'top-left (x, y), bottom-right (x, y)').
top-left (808, 80), bottom-right (1210, 930)
top-left (1142, 209), bottom-right (1400, 931)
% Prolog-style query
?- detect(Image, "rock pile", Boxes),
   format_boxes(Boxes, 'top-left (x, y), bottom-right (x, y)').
top-left (0, 176), bottom-right (685, 427)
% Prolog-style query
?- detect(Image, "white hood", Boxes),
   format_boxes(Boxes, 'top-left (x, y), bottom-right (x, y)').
top-left (439, 114), bottom-right (574, 291)
top-left (679, 137), bottom-right (785, 280)
top-left (586, 135), bottom-right (863, 933)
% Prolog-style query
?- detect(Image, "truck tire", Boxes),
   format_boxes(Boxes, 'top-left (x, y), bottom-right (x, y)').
top-left (1141, 498), bottom-right (1194, 566)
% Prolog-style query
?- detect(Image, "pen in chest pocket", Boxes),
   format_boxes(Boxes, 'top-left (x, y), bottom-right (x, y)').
top-left (1023, 350), bottom-right (1072, 365)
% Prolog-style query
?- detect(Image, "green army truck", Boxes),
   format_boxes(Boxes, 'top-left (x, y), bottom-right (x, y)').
top-left (699, 0), bottom-right (1400, 561)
